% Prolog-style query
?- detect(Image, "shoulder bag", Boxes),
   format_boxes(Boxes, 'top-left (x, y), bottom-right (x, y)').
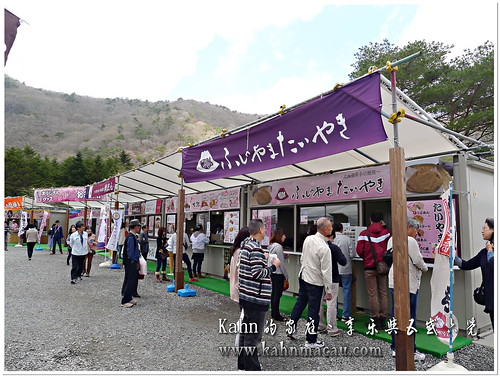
top-left (473, 282), bottom-right (486, 306)
top-left (367, 230), bottom-right (390, 275)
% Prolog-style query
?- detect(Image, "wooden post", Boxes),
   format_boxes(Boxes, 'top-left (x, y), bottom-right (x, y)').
top-left (83, 200), bottom-right (88, 226)
top-left (64, 208), bottom-right (70, 241)
top-left (175, 188), bottom-right (186, 292)
top-left (390, 147), bottom-right (414, 371)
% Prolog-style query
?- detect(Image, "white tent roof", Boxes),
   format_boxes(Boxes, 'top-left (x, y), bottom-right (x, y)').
top-left (111, 78), bottom-right (470, 203)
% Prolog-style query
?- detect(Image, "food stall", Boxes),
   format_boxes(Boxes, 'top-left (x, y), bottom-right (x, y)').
top-left (164, 187), bottom-right (242, 276)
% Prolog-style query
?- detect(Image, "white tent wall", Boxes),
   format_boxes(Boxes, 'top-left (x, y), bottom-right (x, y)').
top-left (454, 154), bottom-right (494, 333)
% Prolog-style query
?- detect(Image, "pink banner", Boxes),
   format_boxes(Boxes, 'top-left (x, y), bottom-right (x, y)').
top-left (88, 178), bottom-right (116, 200)
top-left (406, 198), bottom-right (457, 259)
top-left (184, 188), bottom-right (240, 213)
top-left (250, 165), bottom-right (390, 206)
top-left (35, 187), bottom-right (87, 203)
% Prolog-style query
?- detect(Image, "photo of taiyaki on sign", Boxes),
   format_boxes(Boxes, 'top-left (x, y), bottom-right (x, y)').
top-left (251, 185), bottom-right (272, 205)
top-left (405, 163), bottom-right (452, 193)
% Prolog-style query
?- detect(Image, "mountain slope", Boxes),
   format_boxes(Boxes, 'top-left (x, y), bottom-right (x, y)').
top-left (5, 75), bottom-right (262, 163)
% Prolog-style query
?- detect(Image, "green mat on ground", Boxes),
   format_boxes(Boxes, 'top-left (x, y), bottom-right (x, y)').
top-left (93, 251), bottom-right (474, 357)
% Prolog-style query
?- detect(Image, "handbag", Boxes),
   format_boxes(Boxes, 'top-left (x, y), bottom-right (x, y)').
top-left (283, 279), bottom-right (289, 291)
top-left (367, 230), bottom-right (390, 275)
top-left (138, 255), bottom-right (148, 276)
top-left (473, 283), bottom-right (486, 306)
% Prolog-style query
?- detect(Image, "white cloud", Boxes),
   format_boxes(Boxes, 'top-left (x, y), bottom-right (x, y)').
top-left (210, 69), bottom-right (336, 114)
top-left (397, 2), bottom-right (497, 57)
top-left (5, 0), bottom-right (330, 101)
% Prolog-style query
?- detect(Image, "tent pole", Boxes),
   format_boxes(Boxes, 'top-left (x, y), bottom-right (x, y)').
top-left (379, 75), bottom-right (468, 149)
top-left (389, 67), bottom-right (414, 371)
top-left (174, 178), bottom-right (186, 292)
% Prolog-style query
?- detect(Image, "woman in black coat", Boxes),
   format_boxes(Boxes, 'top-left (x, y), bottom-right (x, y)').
top-left (155, 227), bottom-right (170, 282)
top-left (456, 217), bottom-right (494, 329)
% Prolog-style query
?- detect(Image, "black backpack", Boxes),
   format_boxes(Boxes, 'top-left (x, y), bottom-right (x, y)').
top-left (383, 247), bottom-right (393, 268)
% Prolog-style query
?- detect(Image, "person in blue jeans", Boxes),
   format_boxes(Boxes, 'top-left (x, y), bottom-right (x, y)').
top-left (387, 218), bottom-right (428, 361)
top-left (333, 223), bottom-right (356, 321)
top-left (288, 218), bottom-right (334, 349)
top-left (155, 227), bottom-right (170, 282)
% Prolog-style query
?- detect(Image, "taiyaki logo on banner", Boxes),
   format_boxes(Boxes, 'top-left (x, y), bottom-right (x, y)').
top-left (182, 74), bottom-right (386, 183)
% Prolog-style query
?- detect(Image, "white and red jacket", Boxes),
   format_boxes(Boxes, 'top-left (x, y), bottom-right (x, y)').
top-left (356, 222), bottom-right (391, 270)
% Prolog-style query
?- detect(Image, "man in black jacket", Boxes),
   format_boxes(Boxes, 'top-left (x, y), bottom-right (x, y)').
top-left (318, 232), bottom-right (347, 336)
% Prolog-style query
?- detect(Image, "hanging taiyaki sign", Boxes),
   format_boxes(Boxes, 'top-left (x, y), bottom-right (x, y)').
top-left (181, 74), bottom-right (386, 183)
top-left (249, 165), bottom-right (391, 206)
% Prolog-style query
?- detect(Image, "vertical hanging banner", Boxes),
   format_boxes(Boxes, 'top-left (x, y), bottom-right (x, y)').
top-left (105, 210), bottom-right (123, 251)
top-left (97, 205), bottom-right (109, 244)
top-left (38, 211), bottom-right (49, 242)
top-left (181, 73), bottom-right (386, 183)
top-left (86, 208), bottom-right (93, 227)
top-left (429, 187), bottom-right (458, 345)
top-left (18, 211), bottom-right (28, 236)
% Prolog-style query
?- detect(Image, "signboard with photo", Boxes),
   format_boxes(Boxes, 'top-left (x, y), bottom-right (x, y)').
top-left (406, 199), bottom-right (458, 259)
top-left (154, 215), bottom-right (161, 237)
top-left (148, 216), bottom-right (155, 236)
top-left (166, 214), bottom-right (176, 238)
top-left (223, 211), bottom-right (239, 244)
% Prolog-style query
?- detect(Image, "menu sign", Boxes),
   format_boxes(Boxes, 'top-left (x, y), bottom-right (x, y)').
top-left (223, 211), bottom-right (239, 244)
top-left (184, 188), bottom-right (240, 213)
top-left (406, 199), bottom-right (458, 259)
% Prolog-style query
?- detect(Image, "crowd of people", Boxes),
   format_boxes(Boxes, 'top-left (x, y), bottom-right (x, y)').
top-left (229, 214), bottom-right (495, 371)
top-left (4, 212), bottom-right (494, 371)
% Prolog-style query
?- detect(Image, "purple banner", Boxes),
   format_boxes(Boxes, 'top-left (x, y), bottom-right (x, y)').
top-left (181, 73), bottom-right (386, 183)
top-left (87, 178), bottom-right (116, 200)
top-left (35, 187), bottom-right (87, 203)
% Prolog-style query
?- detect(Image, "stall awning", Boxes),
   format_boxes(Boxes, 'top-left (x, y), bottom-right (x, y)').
top-left (113, 73), bottom-right (469, 201)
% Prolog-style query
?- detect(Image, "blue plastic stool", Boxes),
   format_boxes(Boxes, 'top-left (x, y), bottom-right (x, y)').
top-left (167, 281), bottom-right (175, 292)
top-left (177, 283), bottom-right (196, 297)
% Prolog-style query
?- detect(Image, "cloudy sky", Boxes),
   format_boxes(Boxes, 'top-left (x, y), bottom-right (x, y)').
top-left (4, 0), bottom-right (497, 114)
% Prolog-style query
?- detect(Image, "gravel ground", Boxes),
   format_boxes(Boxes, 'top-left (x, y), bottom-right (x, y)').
top-left (4, 245), bottom-right (495, 373)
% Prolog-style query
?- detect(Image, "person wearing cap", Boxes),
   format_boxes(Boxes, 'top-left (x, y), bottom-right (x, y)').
top-left (51, 220), bottom-right (64, 255)
top-left (68, 221), bottom-right (89, 284)
top-left (121, 219), bottom-right (141, 307)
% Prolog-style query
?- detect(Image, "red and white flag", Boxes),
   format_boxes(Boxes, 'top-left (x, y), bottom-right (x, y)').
top-left (430, 187), bottom-right (458, 345)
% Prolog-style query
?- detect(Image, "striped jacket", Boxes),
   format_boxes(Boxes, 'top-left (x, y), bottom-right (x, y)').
top-left (356, 222), bottom-right (391, 270)
top-left (238, 237), bottom-right (275, 309)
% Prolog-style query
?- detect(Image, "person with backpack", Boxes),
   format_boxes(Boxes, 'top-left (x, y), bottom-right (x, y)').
top-left (356, 211), bottom-right (391, 330)
top-left (121, 219), bottom-right (141, 308)
top-left (229, 227), bottom-right (250, 303)
top-left (387, 218), bottom-right (428, 361)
